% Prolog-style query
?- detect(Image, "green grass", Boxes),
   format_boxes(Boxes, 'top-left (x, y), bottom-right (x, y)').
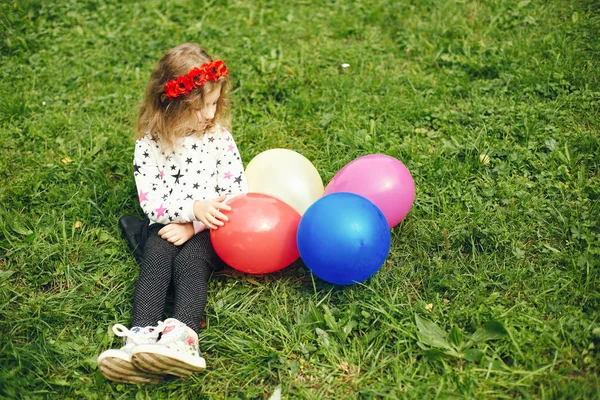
top-left (1, 0), bottom-right (599, 398)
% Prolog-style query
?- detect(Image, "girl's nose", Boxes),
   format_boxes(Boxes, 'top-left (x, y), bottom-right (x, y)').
top-left (203, 107), bottom-right (215, 120)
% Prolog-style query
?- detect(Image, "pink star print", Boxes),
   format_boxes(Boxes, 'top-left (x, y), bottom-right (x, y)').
top-left (155, 203), bottom-right (166, 218)
top-left (227, 144), bottom-right (235, 153)
top-left (159, 170), bottom-right (165, 179)
top-left (138, 190), bottom-right (148, 202)
top-left (223, 171), bottom-right (233, 179)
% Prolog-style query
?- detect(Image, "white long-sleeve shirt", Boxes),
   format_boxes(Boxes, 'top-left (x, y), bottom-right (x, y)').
top-left (133, 125), bottom-right (248, 226)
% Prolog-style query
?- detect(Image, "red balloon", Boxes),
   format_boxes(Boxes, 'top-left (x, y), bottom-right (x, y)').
top-left (210, 193), bottom-right (301, 274)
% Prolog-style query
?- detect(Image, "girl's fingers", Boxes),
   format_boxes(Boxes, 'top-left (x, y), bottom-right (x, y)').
top-left (202, 217), bottom-right (217, 230)
top-left (208, 214), bottom-right (225, 227)
top-left (213, 209), bottom-right (229, 222)
top-left (216, 202), bottom-right (232, 212)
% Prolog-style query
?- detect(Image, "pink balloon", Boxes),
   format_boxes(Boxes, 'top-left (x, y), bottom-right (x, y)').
top-left (324, 154), bottom-right (415, 228)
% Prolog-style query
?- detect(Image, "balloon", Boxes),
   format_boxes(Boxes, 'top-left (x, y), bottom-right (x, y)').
top-left (210, 193), bottom-right (301, 274)
top-left (324, 154), bottom-right (415, 228)
top-left (245, 148), bottom-right (324, 215)
top-left (297, 193), bottom-right (391, 285)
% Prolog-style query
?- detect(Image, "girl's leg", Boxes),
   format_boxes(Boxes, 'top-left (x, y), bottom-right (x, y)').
top-left (132, 224), bottom-right (179, 328)
top-left (171, 230), bottom-right (224, 332)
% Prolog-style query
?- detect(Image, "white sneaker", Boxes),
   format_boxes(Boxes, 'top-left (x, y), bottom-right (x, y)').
top-left (131, 318), bottom-right (206, 377)
top-left (97, 324), bottom-right (164, 384)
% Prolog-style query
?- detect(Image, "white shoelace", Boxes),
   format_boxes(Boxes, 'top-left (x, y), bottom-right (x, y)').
top-left (112, 322), bottom-right (166, 345)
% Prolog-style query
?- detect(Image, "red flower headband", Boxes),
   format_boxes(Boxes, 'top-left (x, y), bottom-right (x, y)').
top-left (164, 60), bottom-right (228, 101)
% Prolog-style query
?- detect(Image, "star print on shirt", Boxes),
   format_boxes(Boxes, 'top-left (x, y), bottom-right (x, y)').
top-left (234, 175), bottom-right (242, 184)
top-left (172, 169), bottom-right (184, 184)
top-left (134, 163), bottom-right (141, 174)
top-left (139, 190), bottom-right (148, 202)
top-left (155, 204), bottom-right (166, 218)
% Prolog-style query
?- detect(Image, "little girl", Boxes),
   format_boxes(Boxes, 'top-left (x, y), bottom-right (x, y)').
top-left (97, 43), bottom-right (248, 384)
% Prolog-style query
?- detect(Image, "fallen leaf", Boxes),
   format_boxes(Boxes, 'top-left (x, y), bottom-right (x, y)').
top-left (479, 154), bottom-right (490, 166)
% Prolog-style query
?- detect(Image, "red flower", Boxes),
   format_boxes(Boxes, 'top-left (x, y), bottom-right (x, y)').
top-left (164, 80), bottom-right (179, 100)
top-left (175, 75), bottom-right (193, 95)
top-left (189, 68), bottom-right (207, 88)
top-left (214, 60), bottom-right (228, 77)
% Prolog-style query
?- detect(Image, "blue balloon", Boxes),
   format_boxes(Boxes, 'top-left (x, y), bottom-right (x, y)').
top-left (297, 192), bottom-right (391, 285)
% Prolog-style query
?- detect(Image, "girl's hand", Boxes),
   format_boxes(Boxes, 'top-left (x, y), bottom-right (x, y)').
top-left (193, 195), bottom-right (231, 229)
top-left (158, 222), bottom-right (195, 246)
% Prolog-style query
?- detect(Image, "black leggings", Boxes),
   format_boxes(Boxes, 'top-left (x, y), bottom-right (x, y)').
top-left (132, 225), bottom-right (224, 333)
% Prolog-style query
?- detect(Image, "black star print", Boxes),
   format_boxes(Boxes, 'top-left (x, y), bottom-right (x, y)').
top-left (186, 158), bottom-right (192, 164)
top-left (192, 144), bottom-right (198, 150)
top-left (172, 169), bottom-right (184, 184)
top-left (214, 185), bottom-right (220, 193)
top-left (211, 172), bottom-right (215, 177)
top-left (155, 173), bottom-right (160, 179)
top-left (193, 183), bottom-right (199, 189)
top-left (186, 194), bottom-right (193, 200)
top-left (134, 163), bottom-right (141, 174)
top-left (143, 151), bottom-right (149, 158)
top-left (208, 137), bottom-right (215, 142)
top-left (234, 175), bottom-right (242, 184)
top-left (170, 165), bottom-right (176, 170)
top-left (216, 160), bottom-right (221, 166)
top-left (174, 212), bottom-right (179, 217)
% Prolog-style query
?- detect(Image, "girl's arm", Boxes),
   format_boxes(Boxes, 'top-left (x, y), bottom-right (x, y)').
top-left (133, 137), bottom-right (196, 224)
top-left (215, 128), bottom-right (248, 199)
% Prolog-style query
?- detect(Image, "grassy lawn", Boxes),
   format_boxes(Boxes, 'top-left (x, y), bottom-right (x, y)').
top-left (1, 0), bottom-right (599, 398)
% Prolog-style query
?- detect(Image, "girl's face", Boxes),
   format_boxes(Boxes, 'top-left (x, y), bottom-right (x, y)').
top-left (195, 85), bottom-right (221, 131)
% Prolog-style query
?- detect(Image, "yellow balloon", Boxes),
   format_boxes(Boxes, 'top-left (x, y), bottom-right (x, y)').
top-left (245, 149), bottom-right (324, 215)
